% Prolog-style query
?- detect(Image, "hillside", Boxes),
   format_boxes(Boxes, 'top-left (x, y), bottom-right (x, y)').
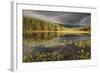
top-left (23, 16), bottom-right (65, 32)
top-left (23, 16), bottom-right (90, 37)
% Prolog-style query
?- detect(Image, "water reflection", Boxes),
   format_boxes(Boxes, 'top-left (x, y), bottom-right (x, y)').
top-left (23, 32), bottom-right (91, 62)
top-left (23, 32), bottom-right (90, 40)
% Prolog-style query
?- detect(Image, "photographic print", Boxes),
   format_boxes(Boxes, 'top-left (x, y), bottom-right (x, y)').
top-left (22, 10), bottom-right (91, 63)
top-left (11, 2), bottom-right (97, 71)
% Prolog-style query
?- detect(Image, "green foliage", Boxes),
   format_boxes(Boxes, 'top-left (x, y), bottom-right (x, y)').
top-left (23, 49), bottom-right (90, 62)
top-left (75, 49), bottom-right (90, 59)
top-left (23, 51), bottom-right (64, 62)
top-left (23, 36), bottom-right (91, 62)
top-left (23, 54), bottom-right (33, 62)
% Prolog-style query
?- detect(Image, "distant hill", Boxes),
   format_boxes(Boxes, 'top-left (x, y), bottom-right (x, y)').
top-left (23, 16), bottom-right (90, 33)
top-left (23, 16), bottom-right (90, 39)
top-left (23, 16), bottom-right (65, 32)
top-left (78, 26), bottom-right (91, 31)
top-left (63, 25), bottom-right (82, 28)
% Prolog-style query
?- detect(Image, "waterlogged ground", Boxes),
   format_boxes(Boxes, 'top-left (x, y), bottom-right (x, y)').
top-left (23, 32), bottom-right (91, 62)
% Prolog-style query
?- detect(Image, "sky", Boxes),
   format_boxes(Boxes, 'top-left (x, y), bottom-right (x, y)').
top-left (23, 10), bottom-right (91, 26)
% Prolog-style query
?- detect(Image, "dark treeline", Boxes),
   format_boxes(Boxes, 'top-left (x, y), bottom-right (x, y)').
top-left (23, 16), bottom-right (65, 40)
top-left (23, 16), bottom-right (64, 32)
top-left (23, 16), bottom-right (90, 40)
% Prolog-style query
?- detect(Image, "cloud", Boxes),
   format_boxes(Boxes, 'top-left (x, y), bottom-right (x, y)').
top-left (79, 16), bottom-right (91, 25)
top-left (23, 10), bottom-right (91, 25)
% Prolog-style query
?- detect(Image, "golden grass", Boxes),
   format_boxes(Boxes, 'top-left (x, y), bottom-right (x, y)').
top-left (25, 30), bottom-right (90, 34)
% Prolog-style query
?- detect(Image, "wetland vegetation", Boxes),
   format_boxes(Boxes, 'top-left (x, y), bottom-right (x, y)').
top-left (23, 10), bottom-right (91, 62)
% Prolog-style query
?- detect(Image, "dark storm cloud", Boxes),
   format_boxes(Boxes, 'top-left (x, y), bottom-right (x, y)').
top-left (23, 10), bottom-right (91, 25)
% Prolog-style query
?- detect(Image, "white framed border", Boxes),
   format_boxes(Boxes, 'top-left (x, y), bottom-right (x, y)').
top-left (11, 1), bottom-right (97, 71)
